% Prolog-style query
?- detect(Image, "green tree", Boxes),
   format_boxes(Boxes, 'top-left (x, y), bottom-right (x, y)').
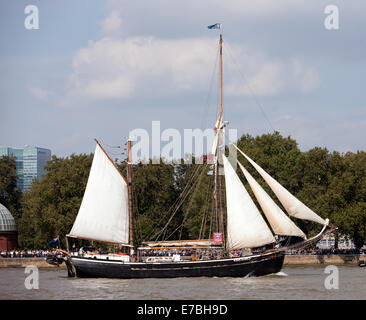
top-left (329, 151), bottom-right (366, 248)
top-left (293, 147), bottom-right (332, 236)
top-left (174, 161), bottom-right (216, 240)
top-left (0, 155), bottom-right (22, 221)
top-left (13, 132), bottom-right (366, 251)
top-left (18, 154), bottom-right (93, 248)
top-left (128, 159), bottom-right (181, 245)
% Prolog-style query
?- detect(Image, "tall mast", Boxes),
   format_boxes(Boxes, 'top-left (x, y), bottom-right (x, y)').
top-left (216, 33), bottom-right (224, 238)
top-left (218, 33), bottom-right (223, 128)
top-left (127, 140), bottom-right (134, 256)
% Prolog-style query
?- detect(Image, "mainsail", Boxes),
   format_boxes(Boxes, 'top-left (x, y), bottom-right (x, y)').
top-left (237, 162), bottom-right (306, 239)
top-left (222, 155), bottom-right (275, 249)
top-left (69, 143), bottom-right (129, 244)
top-left (234, 145), bottom-right (327, 225)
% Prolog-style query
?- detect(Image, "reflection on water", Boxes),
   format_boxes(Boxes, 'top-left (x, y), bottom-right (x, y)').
top-left (0, 265), bottom-right (365, 300)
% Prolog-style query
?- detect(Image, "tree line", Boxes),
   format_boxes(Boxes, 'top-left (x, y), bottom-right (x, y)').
top-left (1, 132), bottom-right (365, 249)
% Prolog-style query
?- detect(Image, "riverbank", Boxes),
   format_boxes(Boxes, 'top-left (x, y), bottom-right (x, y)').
top-left (0, 258), bottom-right (66, 269)
top-left (1, 254), bottom-right (365, 268)
top-left (283, 254), bottom-right (365, 265)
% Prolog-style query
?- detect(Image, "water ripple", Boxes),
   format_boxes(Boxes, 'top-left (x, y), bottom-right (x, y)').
top-left (0, 265), bottom-right (365, 300)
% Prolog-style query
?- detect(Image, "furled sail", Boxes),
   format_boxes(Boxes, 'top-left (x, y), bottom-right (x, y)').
top-left (69, 143), bottom-right (129, 244)
top-left (234, 145), bottom-right (327, 225)
top-left (141, 240), bottom-right (215, 248)
top-left (222, 155), bottom-right (275, 249)
top-left (237, 161), bottom-right (306, 239)
top-left (210, 116), bottom-right (223, 157)
top-left (211, 132), bottom-right (219, 158)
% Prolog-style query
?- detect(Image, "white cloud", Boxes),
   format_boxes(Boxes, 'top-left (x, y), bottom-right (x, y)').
top-left (61, 37), bottom-right (216, 105)
top-left (28, 87), bottom-right (53, 100)
top-left (61, 36), bottom-right (321, 107)
top-left (101, 11), bottom-right (122, 35)
top-left (226, 58), bottom-right (320, 96)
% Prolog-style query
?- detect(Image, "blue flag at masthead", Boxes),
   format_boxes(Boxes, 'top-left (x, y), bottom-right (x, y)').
top-left (207, 23), bottom-right (221, 30)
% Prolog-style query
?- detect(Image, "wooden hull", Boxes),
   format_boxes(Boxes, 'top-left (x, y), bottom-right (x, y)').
top-left (70, 251), bottom-right (284, 279)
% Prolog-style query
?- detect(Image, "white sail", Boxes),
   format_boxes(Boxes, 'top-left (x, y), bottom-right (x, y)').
top-left (210, 116), bottom-right (223, 157)
top-left (69, 143), bottom-right (129, 244)
top-left (234, 145), bottom-right (327, 225)
top-left (237, 162), bottom-right (306, 239)
top-left (211, 131), bottom-right (219, 157)
top-left (222, 155), bottom-right (275, 249)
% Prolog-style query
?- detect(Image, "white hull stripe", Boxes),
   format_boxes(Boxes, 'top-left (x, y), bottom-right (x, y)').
top-left (71, 251), bottom-right (278, 266)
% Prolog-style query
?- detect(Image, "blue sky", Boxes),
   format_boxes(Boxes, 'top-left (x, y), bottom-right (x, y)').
top-left (1, 0), bottom-right (365, 157)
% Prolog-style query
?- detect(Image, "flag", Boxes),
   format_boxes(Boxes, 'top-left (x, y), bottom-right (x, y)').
top-left (49, 237), bottom-right (59, 245)
top-left (213, 233), bottom-right (223, 245)
top-left (207, 23), bottom-right (221, 30)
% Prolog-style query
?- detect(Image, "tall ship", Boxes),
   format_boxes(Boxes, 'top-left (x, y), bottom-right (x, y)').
top-left (50, 26), bottom-right (334, 278)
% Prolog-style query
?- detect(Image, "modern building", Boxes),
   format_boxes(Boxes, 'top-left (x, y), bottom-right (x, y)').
top-left (0, 146), bottom-right (51, 192)
top-left (0, 203), bottom-right (18, 251)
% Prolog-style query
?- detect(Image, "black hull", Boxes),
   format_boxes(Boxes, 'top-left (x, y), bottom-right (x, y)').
top-left (71, 251), bottom-right (284, 279)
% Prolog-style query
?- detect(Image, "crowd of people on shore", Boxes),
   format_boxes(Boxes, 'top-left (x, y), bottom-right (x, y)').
top-left (1, 247), bottom-right (365, 259)
top-left (0, 250), bottom-right (58, 258)
top-left (140, 248), bottom-right (228, 260)
top-left (141, 247), bottom-right (366, 258)
top-left (285, 247), bottom-right (366, 255)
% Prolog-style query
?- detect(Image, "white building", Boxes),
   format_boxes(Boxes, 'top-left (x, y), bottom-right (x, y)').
top-left (316, 233), bottom-right (355, 249)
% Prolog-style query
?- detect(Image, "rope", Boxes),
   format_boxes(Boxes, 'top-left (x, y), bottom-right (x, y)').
top-left (223, 41), bottom-right (276, 133)
top-left (200, 44), bottom-right (220, 131)
top-left (155, 167), bottom-right (203, 241)
top-left (144, 164), bottom-right (202, 241)
top-left (176, 163), bottom-right (209, 240)
top-left (199, 174), bottom-right (214, 239)
top-left (154, 164), bottom-right (207, 241)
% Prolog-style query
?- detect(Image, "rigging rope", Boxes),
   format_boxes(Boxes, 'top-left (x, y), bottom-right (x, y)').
top-left (144, 164), bottom-right (202, 241)
top-left (154, 173), bottom-right (202, 241)
top-left (223, 41), bottom-right (276, 133)
top-left (177, 166), bottom-right (207, 238)
top-left (173, 163), bottom-right (209, 240)
top-left (200, 43), bottom-right (220, 131)
top-left (153, 164), bottom-right (207, 241)
top-left (199, 173), bottom-right (214, 239)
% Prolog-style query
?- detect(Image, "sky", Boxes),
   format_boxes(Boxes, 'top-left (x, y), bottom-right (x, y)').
top-left (0, 0), bottom-right (365, 157)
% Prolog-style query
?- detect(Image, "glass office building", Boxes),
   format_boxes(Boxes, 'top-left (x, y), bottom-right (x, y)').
top-left (0, 146), bottom-right (51, 192)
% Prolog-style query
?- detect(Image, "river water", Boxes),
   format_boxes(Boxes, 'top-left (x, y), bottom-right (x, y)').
top-left (0, 265), bottom-right (365, 300)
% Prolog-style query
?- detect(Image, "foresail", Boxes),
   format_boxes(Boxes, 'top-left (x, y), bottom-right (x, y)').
top-left (222, 155), bottom-right (275, 250)
top-left (211, 132), bottom-right (219, 158)
top-left (234, 145), bottom-right (327, 225)
top-left (69, 143), bottom-right (129, 244)
top-left (211, 116), bottom-right (223, 157)
top-left (237, 161), bottom-right (306, 239)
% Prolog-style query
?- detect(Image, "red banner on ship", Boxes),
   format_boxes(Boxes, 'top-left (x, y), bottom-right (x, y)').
top-left (213, 233), bottom-right (223, 245)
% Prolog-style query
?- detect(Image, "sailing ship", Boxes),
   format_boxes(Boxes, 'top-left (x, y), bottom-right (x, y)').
top-left (52, 28), bottom-right (334, 278)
